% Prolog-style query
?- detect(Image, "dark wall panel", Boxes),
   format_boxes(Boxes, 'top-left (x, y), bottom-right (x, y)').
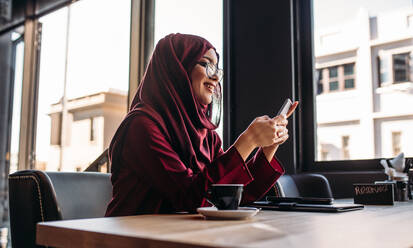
top-left (0, 0), bottom-right (73, 35)
top-left (35, 0), bottom-right (72, 15)
top-left (225, 0), bottom-right (296, 173)
top-left (0, 0), bottom-right (27, 34)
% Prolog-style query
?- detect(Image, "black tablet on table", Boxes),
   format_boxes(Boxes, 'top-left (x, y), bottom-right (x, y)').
top-left (248, 196), bottom-right (364, 213)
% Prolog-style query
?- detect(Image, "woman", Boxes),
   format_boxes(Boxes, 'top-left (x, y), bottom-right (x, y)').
top-left (105, 33), bottom-right (298, 216)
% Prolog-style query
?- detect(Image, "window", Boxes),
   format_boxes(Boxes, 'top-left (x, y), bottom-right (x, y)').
top-left (35, 0), bottom-right (130, 172)
top-left (392, 131), bottom-right (402, 156)
top-left (329, 81), bottom-right (339, 91)
top-left (329, 66), bottom-right (338, 78)
top-left (310, 0), bottom-right (413, 165)
top-left (344, 64), bottom-right (355, 89)
top-left (393, 53), bottom-right (410, 83)
top-left (317, 69), bottom-right (324, 94)
top-left (344, 79), bottom-right (354, 89)
top-left (380, 52), bottom-right (412, 86)
top-left (317, 63), bottom-right (355, 94)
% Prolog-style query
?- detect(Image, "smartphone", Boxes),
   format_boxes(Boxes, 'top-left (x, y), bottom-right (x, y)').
top-left (277, 98), bottom-right (293, 116)
top-left (266, 196), bottom-right (334, 205)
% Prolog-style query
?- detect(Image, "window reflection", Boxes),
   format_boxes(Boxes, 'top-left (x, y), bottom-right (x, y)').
top-left (313, 0), bottom-right (413, 161)
top-left (35, 0), bottom-right (131, 171)
top-left (9, 31), bottom-right (24, 174)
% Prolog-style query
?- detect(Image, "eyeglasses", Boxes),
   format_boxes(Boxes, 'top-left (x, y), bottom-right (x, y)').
top-left (196, 61), bottom-right (223, 82)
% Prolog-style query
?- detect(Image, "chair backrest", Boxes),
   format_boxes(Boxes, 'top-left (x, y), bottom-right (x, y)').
top-left (8, 170), bottom-right (112, 248)
top-left (274, 173), bottom-right (333, 198)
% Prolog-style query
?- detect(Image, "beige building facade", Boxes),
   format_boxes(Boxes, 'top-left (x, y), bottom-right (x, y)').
top-left (314, 7), bottom-right (413, 161)
top-left (46, 90), bottom-right (127, 171)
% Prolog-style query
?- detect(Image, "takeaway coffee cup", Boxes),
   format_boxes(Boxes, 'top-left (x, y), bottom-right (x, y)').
top-left (207, 184), bottom-right (244, 210)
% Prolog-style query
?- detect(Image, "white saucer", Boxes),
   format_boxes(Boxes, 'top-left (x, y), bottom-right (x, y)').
top-left (197, 207), bottom-right (260, 220)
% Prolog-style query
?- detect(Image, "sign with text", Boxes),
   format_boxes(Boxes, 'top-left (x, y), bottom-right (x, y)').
top-left (353, 183), bottom-right (394, 205)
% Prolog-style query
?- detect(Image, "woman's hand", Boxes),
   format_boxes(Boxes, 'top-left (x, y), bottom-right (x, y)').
top-left (261, 115), bottom-right (289, 162)
top-left (247, 115), bottom-right (286, 148)
top-left (234, 101), bottom-right (299, 162)
top-left (262, 101), bottom-right (299, 161)
top-left (234, 115), bottom-right (286, 161)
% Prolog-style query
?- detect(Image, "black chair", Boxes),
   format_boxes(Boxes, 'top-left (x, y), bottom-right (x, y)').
top-left (8, 170), bottom-right (112, 248)
top-left (271, 173), bottom-right (333, 198)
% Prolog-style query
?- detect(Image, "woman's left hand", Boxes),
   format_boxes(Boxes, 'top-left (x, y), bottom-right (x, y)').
top-left (262, 116), bottom-right (289, 162)
top-left (262, 101), bottom-right (298, 161)
top-left (268, 100), bottom-right (298, 147)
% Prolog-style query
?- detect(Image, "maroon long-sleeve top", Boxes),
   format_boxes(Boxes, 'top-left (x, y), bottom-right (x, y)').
top-left (105, 112), bottom-right (284, 216)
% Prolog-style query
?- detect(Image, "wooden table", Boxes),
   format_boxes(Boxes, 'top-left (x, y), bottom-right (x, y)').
top-left (37, 200), bottom-right (413, 248)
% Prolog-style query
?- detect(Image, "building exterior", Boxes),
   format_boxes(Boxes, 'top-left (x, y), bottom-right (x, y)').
top-left (46, 90), bottom-right (127, 171)
top-left (314, 7), bottom-right (413, 161)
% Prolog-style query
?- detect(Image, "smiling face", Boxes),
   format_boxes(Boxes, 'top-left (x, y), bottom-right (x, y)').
top-left (190, 49), bottom-right (219, 106)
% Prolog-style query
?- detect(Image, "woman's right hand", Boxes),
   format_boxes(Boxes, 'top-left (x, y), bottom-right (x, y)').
top-left (233, 102), bottom-right (298, 161)
top-left (245, 115), bottom-right (286, 148)
top-left (234, 115), bottom-right (287, 161)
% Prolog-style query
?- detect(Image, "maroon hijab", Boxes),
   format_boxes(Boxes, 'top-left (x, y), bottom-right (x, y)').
top-left (109, 33), bottom-right (219, 178)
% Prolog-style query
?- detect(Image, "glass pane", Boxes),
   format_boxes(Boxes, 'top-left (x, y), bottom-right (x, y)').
top-left (35, 0), bottom-right (130, 172)
top-left (329, 66), bottom-right (338, 78)
top-left (344, 79), bottom-right (354, 89)
top-left (154, 0), bottom-right (223, 138)
top-left (329, 81), bottom-right (339, 91)
top-left (393, 53), bottom-right (409, 82)
top-left (410, 53), bottom-right (413, 81)
top-left (9, 33), bottom-right (25, 174)
top-left (313, 0), bottom-right (413, 161)
top-left (316, 69), bottom-right (324, 94)
top-left (344, 63), bottom-right (354, 75)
